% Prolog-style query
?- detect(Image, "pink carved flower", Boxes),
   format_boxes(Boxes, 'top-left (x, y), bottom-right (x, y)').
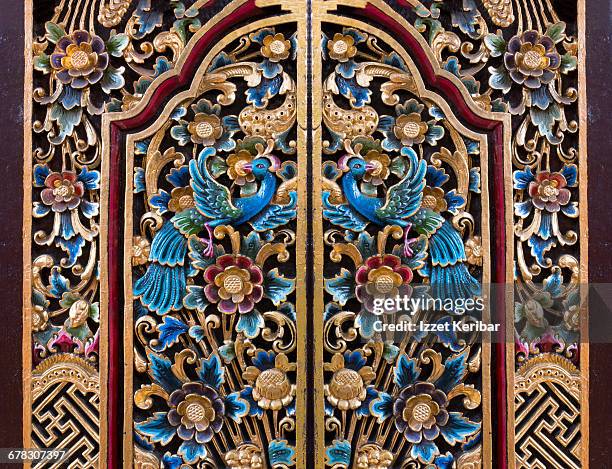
top-left (203, 255), bottom-right (264, 314)
top-left (528, 171), bottom-right (571, 213)
top-left (40, 171), bottom-right (85, 212)
top-left (355, 255), bottom-right (413, 315)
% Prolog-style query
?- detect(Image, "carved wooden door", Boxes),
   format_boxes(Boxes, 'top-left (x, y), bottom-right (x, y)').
top-left (24, 0), bottom-right (587, 468)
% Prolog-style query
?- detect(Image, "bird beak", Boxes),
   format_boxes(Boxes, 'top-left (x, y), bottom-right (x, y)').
top-left (365, 163), bottom-right (375, 171)
top-left (243, 163), bottom-right (253, 172)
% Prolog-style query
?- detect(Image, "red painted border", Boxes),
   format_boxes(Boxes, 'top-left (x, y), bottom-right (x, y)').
top-left (359, 5), bottom-right (509, 466)
top-left (107, 1), bottom-right (260, 466)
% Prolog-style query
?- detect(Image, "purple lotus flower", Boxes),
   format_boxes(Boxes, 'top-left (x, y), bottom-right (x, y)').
top-left (50, 30), bottom-right (109, 89)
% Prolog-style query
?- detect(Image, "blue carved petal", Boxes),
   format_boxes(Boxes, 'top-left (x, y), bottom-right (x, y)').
top-left (264, 268), bottom-right (295, 305)
top-left (561, 201), bottom-right (578, 217)
top-left (383, 51), bottom-right (407, 71)
top-left (60, 211), bottom-right (75, 239)
top-left (465, 139), bottom-right (480, 154)
top-left (80, 200), bottom-right (99, 218)
top-left (530, 103), bottom-right (561, 140)
top-left (344, 28), bottom-right (367, 43)
top-left (152, 56), bottom-right (171, 75)
top-left (561, 163), bottom-right (578, 186)
top-left (59, 86), bottom-right (82, 110)
top-left (355, 386), bottom-right (378, 418)
top-left (513, 166), bottom-right (535, 189)
top-left (134, 167), bottom-right (145, 193)
top-left (435, 452), bottom-right (455, 469)
top-left (514, 200), bottom-right (533, 218)
top-left (444, 57), bottom-right (461, 76)
top-left (469, 168), bottom-right (481, 193)
top-left (197, 354), bottom-right (224, 389)
top-left (153, 316), bottom-right (188, 351)
top-left (225, 392), bottom-right (249, 423)
top-left (222, 114), bottom-right (240, 132)
top-left (189, 325), bottom-right (205, 343)
top-left (258, 59), bottom-right (283, 79)
top-left (355, 310), bottom-right (377, 339)
top-left (268, 440), bottom-right (295, 467)
top-left (100, 65), bottom-right (125, 94)
top-left (241, 387), bottom-right (263, 417)
top-left (135, 412), bottom-right (175, 445)
top-left (50, 103), bottom-right (82, 141)
top-left (435, 349), bottom-right (468, 393)
top-left (149, 190), bottom-right (171, 214)
top-left (135, 138), bottom-right (150, 155)
top-left (394, 354), bottom-right (421, 388)
top-left (250, 28), bottom-right (275, 44)
top-left (134, 432), bottom-right (153, 451)
top-left (161, 453), bottom-right (182, 469)
top-left (191, 98), bottom-right (219, 115)
top-left (325, 440), bottom-right (351, 466)
top-left (370, 392), bottom-right (393, 423)
top-left (183, 286), bottom-right (209, 313)
top-left (236, 309), bottom-right (265, 339)
top-left (324, 268), bottom-right (355, 305)
top-left (528, 237), bottom-right (556, 266)
top-left (253, 350), bottom-right (276, 370)
top-left (433, 316), bottom-right (463, 352)
top-left (33, 202), bottom-right (50, 217)
top-left (286, 398), bottom-right (296, 416)
top-left (336, 60), bottom-right (359, 79)
top-left (383, 343), bottom-right (400, 362)
top-left (381, 132), bottom-right (401, 152)
top-left (426, 166), bottom-right (449, 187)
top-left (439, 412), bottom-right (480, 445)
top-left (325, 399), bottom-right (334, 416)
top-left (336, 76), bottom-right (371, 107)
top-left (166, 166), bottom-right (190, 188)
top-left (218, 340), bottom-right (236, 362)
top-left (208, 52), bottom-right (233, 72)
top-left (377, 115), bottom-right (394, 132)
top-left (429, 106), bottom-right (445, 119)
top-left (170, 106), bottom-right (186, 121)
top-left (444, 190), bottom-right (465, 214)
top-left (488, 65), bottom-right (512, 94)
top-left (170, 123), bottom-right (191, 146)
top-left (33, 164), bottom-right (51, 187)
top-left (538, 212), bottom-right (553, 239)
top-left (425, 123), bottom-right (445, 145)
top-left (411, 440), bottom-right (439, 464)
top-left (178, 439), bottom-right (208, 464)
top-left (279, 302), bottom-right (296, 321)
top-left (531, 86), bottom-right (552, 110)
top-left (57, 236), bottom-right (85, 267)
top-left (133, 3), bottom-right (163, 38)
top-left (148, 351), bottom-right (183, 392)
top-left (49, 268), bottom-right (70, 298)
top-left (543, 269), bottom-right (563, 297)
top-left (344, 350), bottom-right (366, 370)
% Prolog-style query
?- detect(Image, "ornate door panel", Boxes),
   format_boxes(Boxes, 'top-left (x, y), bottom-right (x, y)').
top-left (23, 0), bottom-right (587, 468)
top-left (314, 6), bottom-right (509, 466)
